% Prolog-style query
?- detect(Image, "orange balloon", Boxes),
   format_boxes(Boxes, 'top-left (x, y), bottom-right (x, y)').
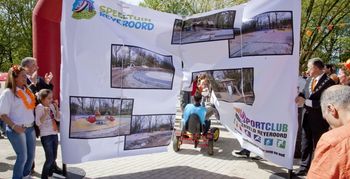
top-left (345, 59), bottom-right (350, 71)
top-left (306, 30), bottom-right (313, 37)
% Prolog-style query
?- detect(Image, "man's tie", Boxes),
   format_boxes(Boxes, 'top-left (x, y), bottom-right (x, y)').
top-left (311, 78), bottom-right (317, 92)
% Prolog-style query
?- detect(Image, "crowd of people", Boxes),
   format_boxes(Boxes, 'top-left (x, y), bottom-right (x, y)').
top-left (0, 57), bottom-right (62, 179)
top-left (295, 58), bottom-right (350, 178)
top-left (180, 58), bottom-right (350, 178)
top-left (2, 56), bottom-right (350, 178)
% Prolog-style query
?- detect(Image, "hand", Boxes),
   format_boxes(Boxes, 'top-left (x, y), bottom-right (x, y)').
top-left (44, 72), bottom-right (53, 85)
top-left (29, 71), bottom-right (38, 85)
top-left (295, 96), bottom-right (305, 106)
top-left (13, 125), bottom-right (25, 133)
top-left (44, 107), bottom-right (50, 116)
top-left (53, 100), bottom-right (59, 109)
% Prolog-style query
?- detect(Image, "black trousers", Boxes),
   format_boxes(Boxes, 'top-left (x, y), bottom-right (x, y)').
top-left (299, 109), bottom-right (329, 170)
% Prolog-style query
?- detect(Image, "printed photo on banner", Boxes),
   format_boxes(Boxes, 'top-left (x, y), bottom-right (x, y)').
top-left (111, 44), bottom-right (175, 89)
top-left (69, 96), bottom-right (133, 139)
top-left (192, 68), bottom-right (254, 105)
top-left (229, 11), bottom-right (293, 58)
top-left (171, 10), bottom-right (236, 44)
top-left (124, 114), bottom-right (175, 150)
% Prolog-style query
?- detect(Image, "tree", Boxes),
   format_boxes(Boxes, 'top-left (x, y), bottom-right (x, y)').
top-left (300, 0), bottom-right (350, 69)
top-left (0, 0), bottom-right (35, 71)
top-left (139, 0), bottom-right (248, 16)
top-left (141, 0), bottom-right (350, 69)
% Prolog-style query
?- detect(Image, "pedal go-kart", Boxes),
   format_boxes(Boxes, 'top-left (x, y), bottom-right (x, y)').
top-left (172, 114), bottom-right (220, 155)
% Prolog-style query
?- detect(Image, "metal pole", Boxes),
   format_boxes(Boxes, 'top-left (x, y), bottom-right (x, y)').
top-left (63, 163), bottom-right (67, 177)
top-left (288, 169), bottom-right (293, 179)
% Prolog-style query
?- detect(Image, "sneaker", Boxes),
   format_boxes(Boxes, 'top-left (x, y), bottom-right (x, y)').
top-left (234, 149), bottom-right (250, 158)
top-left (53, 166), bottom-right (64, 175)
top-left (23, 175), bottom-right (32, 179)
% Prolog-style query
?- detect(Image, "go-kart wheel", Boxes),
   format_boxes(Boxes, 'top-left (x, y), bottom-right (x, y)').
top-left (211, 127), bottom-right (220, 142)
top-left (194, 140), bottom-right (199, 148)
top-left (173, 136), bottom-right (180, 152)
top-left (208, 140), bottom-right (214, 155)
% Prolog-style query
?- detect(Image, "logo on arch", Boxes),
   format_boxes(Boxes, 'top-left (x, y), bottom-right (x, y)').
top-left (72, 0), bottom-right (97, 20)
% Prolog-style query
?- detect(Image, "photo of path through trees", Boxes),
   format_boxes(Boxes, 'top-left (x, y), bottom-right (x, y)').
top-left (111, 45), bottom-right (175, 89)
top-left (125, 114), bottom-right (175, 150)
top-left (230, 11), bottom-right (293, 57)
top-left (193, 68), bottom-right (254, 105)
top-left (172, 11), bottom-right (236, 44)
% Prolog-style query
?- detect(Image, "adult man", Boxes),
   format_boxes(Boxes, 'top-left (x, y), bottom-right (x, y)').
top-left (21, 57), bottom-right (63, 175)
top-left (182, 93), bottom-right (209, 134)
top-left (295, 58), bottom-right (335, 176)
top-left (21, 57), bottom-right (53, 94)
top-left (307, 85), bottom-right (350, 178)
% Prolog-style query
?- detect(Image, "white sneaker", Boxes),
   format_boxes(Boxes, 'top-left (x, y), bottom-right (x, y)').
top-left (22, 175), bottom-right (32, 179)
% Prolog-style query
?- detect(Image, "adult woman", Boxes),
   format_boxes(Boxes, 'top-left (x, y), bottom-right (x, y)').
top-left (0, 65), bottom-right (36, 179)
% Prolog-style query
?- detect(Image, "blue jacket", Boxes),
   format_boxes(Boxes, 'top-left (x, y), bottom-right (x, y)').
top-left (182, 104), bottom-right (206, 125)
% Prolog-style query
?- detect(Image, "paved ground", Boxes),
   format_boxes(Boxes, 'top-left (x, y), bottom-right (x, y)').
top-left (111, 68), bottom-right (173, 89)
top-left (0, 103), bottom-right (304, 179)
top-left (229, 29), bottom-right (293, 57)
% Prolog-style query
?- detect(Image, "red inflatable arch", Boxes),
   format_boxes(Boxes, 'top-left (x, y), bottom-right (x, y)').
top-left (32, 0), bottom-right (62, 99)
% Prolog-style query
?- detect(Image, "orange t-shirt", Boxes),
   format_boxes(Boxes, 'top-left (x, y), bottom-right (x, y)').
top-left (307, 123), bottom-right (350, 179)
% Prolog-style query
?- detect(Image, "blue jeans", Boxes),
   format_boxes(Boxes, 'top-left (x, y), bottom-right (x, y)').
top-left (6, 126), bottom-right (36, 179)
top-left (40, 134), bottom-right (58, 179)
top-left (0, 120), bottom-right (6, 135)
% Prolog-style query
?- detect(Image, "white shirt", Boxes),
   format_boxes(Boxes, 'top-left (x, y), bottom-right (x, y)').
top-left (0, 88), bottom-right (35, 125)
top-left (305, 73), bottom-right (325, 107)
top-left (35, 103), bottom-right (60, 137)
top-left (298, 76), bottom-right (306, 93)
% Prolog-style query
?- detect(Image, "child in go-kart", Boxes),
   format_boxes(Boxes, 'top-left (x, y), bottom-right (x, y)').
top-left (182, 93), bottom-right (210, 134)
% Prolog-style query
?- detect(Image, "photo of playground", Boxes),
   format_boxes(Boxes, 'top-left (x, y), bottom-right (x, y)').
top-left (229, 11), bottom-right (293, 58)
top-left (172, 10), bottom-right (236, 44)
top-left (111, 45), bottom-right (175, 89)
top-left (69, 97), bottom-right (133, 139)
top-left (192, 68), bottom-right (254, 105)
top-left (125, 114), bottom-right (175, 150)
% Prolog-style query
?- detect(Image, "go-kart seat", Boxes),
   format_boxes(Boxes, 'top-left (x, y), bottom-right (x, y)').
top-left (184, 113), bottom-right (202, 135)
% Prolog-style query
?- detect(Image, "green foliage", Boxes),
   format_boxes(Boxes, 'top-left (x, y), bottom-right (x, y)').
top-left (140, 0), bottom-right (248, 16)
top-left (0, 0), bottom-right (35, 72)
top-left (141, 0), bottom-right (350, 70)
top-left (72, 10), bottom-right (96, 20)
top-left (300, 0), bottom-right (350, 70)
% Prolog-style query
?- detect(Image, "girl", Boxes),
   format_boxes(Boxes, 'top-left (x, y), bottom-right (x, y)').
top-left (35, 89), bottom-right (60, 179)
top-left (0, 65), bottom-right (36, 179)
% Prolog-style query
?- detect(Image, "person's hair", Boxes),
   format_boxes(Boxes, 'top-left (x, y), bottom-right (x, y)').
top-left (326, 64), bottom-right (335, 74)
top-left (21, 57), bottom-right (36, 67)
top-left (308, 57), bottom-right (324, 70)
top-left (193, 92), bottom-right (202, 103)
top-left (37, 89), bottom-right (52, 103)
top-left (6, 65), bottom-right (26, 96)
top-left (321, 85), bottom-right (350, 115)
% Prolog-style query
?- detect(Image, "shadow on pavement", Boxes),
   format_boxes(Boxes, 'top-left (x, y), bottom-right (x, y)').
top-left (254, 160), bottom-right (305, 179)
top-left (0, 162), bottom-right (41, 178)
top-left (6, 156), bottom-right (16, 161)
top-left (0, 162), bottom-right (11, 172)
top-left (95, 166), bottom-right (244, 179)
top-left (173, 136), bottom-right (242, 161)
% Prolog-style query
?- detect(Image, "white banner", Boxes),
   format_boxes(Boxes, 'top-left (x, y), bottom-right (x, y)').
top-left (61, 0), bottom-right (300, 169)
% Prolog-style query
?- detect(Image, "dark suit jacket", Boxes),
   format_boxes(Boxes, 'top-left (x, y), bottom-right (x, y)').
top-left (299, 74), bottom-right (335, 110)
top-left (27, 77), bottom-right (54, 94)
top-left (299, 73), bottom-right (335, 130)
